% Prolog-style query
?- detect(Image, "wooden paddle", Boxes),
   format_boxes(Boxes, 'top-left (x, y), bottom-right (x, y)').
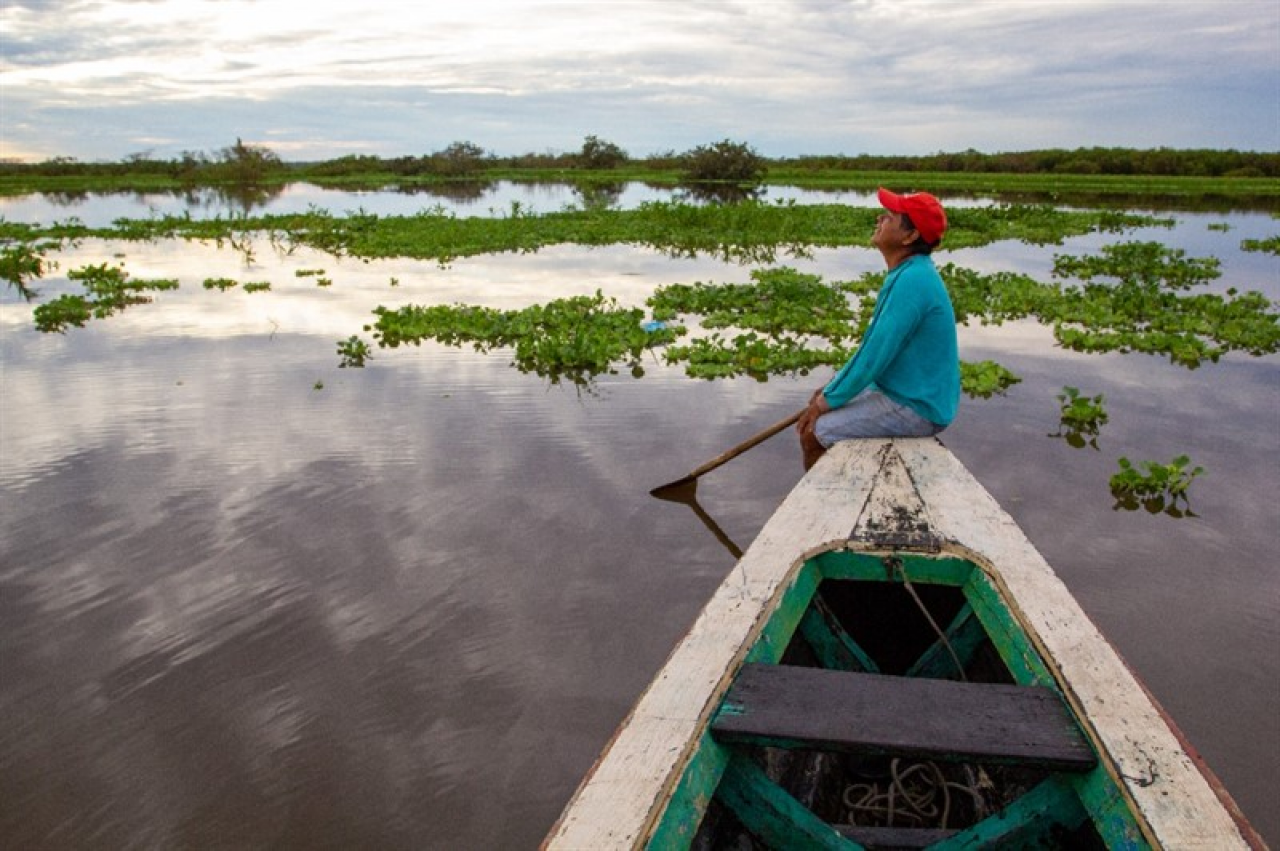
top-left (650, 408), bottom-right (805, 498)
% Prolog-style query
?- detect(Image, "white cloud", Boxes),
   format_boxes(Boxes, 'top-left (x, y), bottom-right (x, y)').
top-left (1, 0), bottom-right (1277, 161)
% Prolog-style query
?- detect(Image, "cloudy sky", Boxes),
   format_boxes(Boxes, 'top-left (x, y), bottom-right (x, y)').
top-left (2, 0), bottom-right (1277, 163)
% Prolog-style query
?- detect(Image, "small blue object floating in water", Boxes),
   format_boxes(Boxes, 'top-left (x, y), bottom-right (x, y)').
top-left (641, 320), bottom-right (667, 333)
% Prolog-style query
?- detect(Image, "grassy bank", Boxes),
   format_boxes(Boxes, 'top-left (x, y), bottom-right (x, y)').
top-left (2, 168), bottom-right (1277, 204)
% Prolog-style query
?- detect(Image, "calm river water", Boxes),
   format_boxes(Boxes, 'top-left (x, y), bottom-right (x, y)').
top-left (1, 183), bottom-right (1277, 847)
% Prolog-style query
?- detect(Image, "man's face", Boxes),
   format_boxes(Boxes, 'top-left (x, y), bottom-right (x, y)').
top-left (872, 210), bottom-right (914, 249)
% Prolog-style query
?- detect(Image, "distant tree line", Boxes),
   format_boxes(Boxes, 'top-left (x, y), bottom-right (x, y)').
top-left (2, 137), bottom-right (1276, 182)
top-left (780, 147), bottom-right (1278, 178)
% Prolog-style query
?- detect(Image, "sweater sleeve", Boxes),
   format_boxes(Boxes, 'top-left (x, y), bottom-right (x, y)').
top-left (822, 270), bottom-right (926, 409)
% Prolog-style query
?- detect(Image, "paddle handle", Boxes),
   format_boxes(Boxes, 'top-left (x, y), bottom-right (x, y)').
top-left (682, 408), bottom-right (805, 481)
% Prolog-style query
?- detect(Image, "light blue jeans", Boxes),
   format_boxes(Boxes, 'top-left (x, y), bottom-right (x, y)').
top-left (814, 388), bottom-right (944, 447)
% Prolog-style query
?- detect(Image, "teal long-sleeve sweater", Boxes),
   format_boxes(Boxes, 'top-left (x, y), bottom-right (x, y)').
top-left (823, 254), bottom-right (960, 426)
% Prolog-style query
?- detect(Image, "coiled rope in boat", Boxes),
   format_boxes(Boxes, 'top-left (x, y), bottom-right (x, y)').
top-left (838, 561), bottom-right (992, 829)
top-left (842, 758), bottom-right (986, 829)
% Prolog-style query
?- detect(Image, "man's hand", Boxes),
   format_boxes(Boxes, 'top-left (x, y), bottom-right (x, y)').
top-left (796, 389), bottom-right (831, 438)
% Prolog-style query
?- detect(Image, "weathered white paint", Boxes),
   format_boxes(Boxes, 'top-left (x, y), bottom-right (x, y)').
top-left (543, 438), bottom-right (1256, 850)
top-left (891, 439), bottom-right (1256, 850)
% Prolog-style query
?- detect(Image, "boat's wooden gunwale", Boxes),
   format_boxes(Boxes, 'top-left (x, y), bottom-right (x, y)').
top-left (889, 439), bottom-right (1255, 849)
top-left (544, 441), bottom-right (887, 849)
top-left (542, 438), bottom-right (1256, 850)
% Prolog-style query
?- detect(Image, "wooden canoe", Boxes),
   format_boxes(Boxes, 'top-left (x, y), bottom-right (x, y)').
top-left (544, 438), bottom-right (1262, 850)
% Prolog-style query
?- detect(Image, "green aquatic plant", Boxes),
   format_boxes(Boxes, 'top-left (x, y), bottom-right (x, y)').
top-left (960, 360), bottom-right (1023, 398)
top-left (203, 277), bottom-right (238, 291)
top-left (32, 263), bottom-right (178, 332)
top-left (370, 291), bottom-right (682, 385)
top-left (650, 267), bottom-right (864, 341)
top-left (1110, 455), bottom-right (1204, 517)
top-left (1046, 242), bottom-right (1280, 367)
top-left (1241, 235), bottom-right (1280, 256)
top-left (941, 264), bottom-right (1057, 326)
top-left (1053, 240), bottom-right (1219, 290)
top-left (646, 268), bottom-right (1027, 391)
top-left (242, 281), bottom-right (271, 293)
top-left (664, 332), bottom-right (849, 381)
top-left (31, 295), bottom-right (93, 332)
top-left (647, 268), bottom-right (864, 380)
top-left (0, 203), bottom-right (1168, 266)
top-left (1053, 387), bottom-right (1108, 449)
top-left (337, 335), bottom-right (372, 368)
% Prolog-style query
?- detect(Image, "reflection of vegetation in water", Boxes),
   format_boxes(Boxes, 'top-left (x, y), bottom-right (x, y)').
top-left (572, 181), bottom-right (626, 211)
top-left (395, 180), bottom-right (496, 203)
top-left (1052, 387), bottom-right (1108, 449)
top-left (370, 292), bottom-right (683, 386)
top-left (199, 182), bottom-right (288, 216)
top-left (1110, 455), bottom-right (1204, 518)
top-left (675, 184), bottom-right (764, 205)
top-left (33, 263), bottom-right (178, 332)
top-left (1, 241), bottom-right (56, 300)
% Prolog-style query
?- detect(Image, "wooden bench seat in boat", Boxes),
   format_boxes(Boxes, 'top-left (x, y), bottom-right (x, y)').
top-left (712, 663), bottom-right (1097, 771)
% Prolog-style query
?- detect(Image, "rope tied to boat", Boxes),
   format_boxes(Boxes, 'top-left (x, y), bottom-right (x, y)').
top-left (893, 558), bottom-right (967, 682)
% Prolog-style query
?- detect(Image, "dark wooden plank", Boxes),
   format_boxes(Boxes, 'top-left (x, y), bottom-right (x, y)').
top-left (712, 664), bottom-right (1096, 771)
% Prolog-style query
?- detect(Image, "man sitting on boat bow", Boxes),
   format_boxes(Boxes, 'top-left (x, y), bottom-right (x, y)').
top-left (796, 188), bottom-right (961, 469)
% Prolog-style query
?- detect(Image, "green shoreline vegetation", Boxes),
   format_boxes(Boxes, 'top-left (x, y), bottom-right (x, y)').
top-left (2, 138), bottom-right (1279, 201)
top-left (4, 138), bottom-right (1278, 512)
top-left (0, 138), bottom-right (1274, 208)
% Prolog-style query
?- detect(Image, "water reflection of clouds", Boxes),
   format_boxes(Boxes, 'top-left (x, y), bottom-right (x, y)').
top-left (4, 333), bottom-right (1279, 847)
top-left (2, 236), bottom-right (856, 339)
top-left (0, 181), bottom-right (682, 227)
top-left (2, 332), bottom-right (782, 845)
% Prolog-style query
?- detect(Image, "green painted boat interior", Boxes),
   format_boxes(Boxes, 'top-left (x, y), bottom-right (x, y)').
top-left (649, 550), bottom-right (1152, 850)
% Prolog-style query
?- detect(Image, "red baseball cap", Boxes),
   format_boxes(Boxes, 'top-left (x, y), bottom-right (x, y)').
top-left (878, 187), bottom-right (947, 244)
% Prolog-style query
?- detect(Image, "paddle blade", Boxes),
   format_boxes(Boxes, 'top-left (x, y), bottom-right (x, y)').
top-left (648, 408), bottom-right (805, 499)
top-left (649, 477), bottom-right (697, 502)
